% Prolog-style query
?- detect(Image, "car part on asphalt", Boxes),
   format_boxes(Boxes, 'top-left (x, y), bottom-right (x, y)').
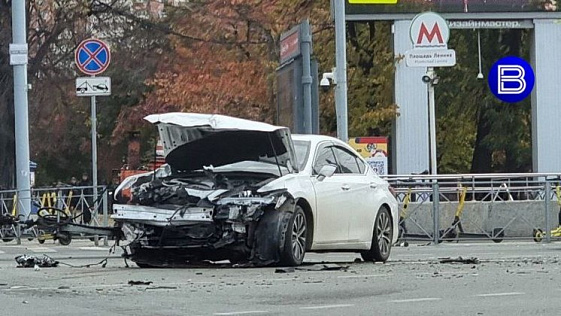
top-left (439, 256), bottom-right (480, 264)
top-left (128, 280), bottom-right (153, 286)
top-left (15, 254), bottom-right (59, 268)
top-left (35, 206), bottom-right (115, 246)
top-left (295, 264), bottom-right (348, 271)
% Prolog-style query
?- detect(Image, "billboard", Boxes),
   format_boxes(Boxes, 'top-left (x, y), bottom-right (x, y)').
top-left (349, 136), bottom-right (389, 175)
top-left (346, 0), bottom-right (559, 14)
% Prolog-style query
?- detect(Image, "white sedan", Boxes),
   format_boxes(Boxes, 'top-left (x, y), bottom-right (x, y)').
top-left (112, 113), bottom-right (398, 267)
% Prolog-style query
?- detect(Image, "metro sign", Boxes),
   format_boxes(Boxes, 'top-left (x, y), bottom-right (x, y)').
top-left (410, 12), bottom-right (450, 49)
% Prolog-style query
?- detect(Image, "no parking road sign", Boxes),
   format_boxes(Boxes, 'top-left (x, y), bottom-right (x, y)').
top-left (75, 38), bottom-right (111, 76)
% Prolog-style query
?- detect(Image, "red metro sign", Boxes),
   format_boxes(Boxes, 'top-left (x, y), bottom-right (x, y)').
top-left (410, 12), bottom-right (450, 49)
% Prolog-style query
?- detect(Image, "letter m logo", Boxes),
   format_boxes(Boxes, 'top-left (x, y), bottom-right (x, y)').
top-left (417, 22), bottom-right (444, 46)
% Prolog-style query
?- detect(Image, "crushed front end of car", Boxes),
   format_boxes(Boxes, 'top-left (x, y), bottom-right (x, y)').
top-left (112, 113), bottom-right (299, 267)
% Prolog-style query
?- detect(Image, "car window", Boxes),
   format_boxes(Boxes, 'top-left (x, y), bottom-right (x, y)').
top-left (293, 140), bottom-right (311, 171)
top-left (356, 156), bottom-right (366, 174)
top-left (333, 146), bottom-right (362, 174)
top-left (313, 144), bottom-right (338, 174)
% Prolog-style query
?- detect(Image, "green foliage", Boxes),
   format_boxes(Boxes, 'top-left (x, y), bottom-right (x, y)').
top-left (434, 29), bottom-right (532, 173)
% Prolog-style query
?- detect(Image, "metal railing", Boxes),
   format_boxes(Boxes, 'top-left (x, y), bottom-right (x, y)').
top-left (0, 186), bottom-right (110, 245)
top-left (4, 173), bottom-right (561, 245)
top-left (384, 173), bottom-right (561, 244)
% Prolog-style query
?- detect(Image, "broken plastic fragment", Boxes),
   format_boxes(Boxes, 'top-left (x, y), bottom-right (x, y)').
top-left (15, 254), bottom-right (59, 268)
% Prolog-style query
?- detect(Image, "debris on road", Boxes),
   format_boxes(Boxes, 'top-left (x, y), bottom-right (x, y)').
top-left (296, 264), bottom-right (349, 272)
top-left (128, 280), bottom-right (153, 286)
top-left (275, 267), bottom-right (295, 273)
top-left (146, 286), bottom-right (178, 290)
top-left (15, 254), bottom-right (59, 268)
top-left (439, 256), bottom-right (480, 264)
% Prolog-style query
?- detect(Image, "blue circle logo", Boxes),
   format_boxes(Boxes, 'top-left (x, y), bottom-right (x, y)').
top-left (488, 56), bottom-right (535, 103)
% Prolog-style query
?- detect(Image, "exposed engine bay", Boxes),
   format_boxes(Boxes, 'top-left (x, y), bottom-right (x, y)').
top-left (113, 169), bottom-right (295, 267)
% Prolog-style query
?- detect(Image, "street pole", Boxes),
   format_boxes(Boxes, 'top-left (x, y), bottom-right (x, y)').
top-left (427, 67), bottom-right (437, 175)
top-left (334, 0), bottom-right (348, 142)
top-left (301, 20), bottom-right (313, 134)
top-left (11, 0), bottom-right (31, 221)
top-left (91, 95), bottom-right (98, 212)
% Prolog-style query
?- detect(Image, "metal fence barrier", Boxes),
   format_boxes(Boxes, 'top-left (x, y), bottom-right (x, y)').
top-left (3, 173), bottom-right (561, 245)
top-left (385, 173), bottom-right (561, 244)
top-left (0, 186), bottom-right (110, 245)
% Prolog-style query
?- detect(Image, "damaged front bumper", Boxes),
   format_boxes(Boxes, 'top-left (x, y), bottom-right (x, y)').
top-left (112, 192), bottom-right (295, 266)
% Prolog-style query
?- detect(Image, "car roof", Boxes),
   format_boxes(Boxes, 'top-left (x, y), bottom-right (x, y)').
top-left (292, 134), bottom-right (338, 143)
top-left (292, 134), bottom-right (350, 148)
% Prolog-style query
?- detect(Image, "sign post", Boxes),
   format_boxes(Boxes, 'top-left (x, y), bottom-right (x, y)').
top-left (11, 0), bottom-right (31, 244)
top-left (405, 12), bottom-right (456, 175)
top-left (334, 0), bottom-right (349, 142)
top-left (75, 38), bottom-right (111, 213)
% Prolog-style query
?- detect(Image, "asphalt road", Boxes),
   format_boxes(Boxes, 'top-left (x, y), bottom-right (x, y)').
top-left (1, 240), bottom-right (561, 315)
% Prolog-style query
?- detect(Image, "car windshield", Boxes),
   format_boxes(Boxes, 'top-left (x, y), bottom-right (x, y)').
top-left (293, 140), bottom-right (311, 170)
top-left (208, 158), bottom-right (293, 176)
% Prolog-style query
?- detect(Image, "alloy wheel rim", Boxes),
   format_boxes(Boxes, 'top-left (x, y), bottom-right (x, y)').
top-left (376, 211), bottom-right (392, 256)
top-left (292, 212), bottom-right (306, 260)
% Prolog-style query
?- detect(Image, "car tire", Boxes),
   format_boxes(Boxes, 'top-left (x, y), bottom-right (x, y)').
top-left (279, 206), bottom-right (307, 266)
top-left (135, 261), bottom-right (158, 268)
top-left (361, 207), bottom-right (393, 262)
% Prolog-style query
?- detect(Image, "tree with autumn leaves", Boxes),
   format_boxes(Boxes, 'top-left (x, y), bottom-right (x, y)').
top-left (113, 0), bottom-right (332, 134)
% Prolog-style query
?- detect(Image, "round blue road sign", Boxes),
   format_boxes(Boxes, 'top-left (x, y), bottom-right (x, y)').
top-left (75, 38), bottom-right (111, 76)
top-left (488, 56), bottom-right (534, 103)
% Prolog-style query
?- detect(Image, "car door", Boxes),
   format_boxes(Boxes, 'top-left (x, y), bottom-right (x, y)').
top-left (332, 146), bottom-right (378, 243)
top-left (310, 142), bottom-right (351, 245)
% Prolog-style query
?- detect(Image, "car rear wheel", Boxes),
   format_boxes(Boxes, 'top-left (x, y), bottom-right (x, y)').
top-left (361, 207), bottom-right (393, 262)
top-left (280, 206), bottom-right (307, 266)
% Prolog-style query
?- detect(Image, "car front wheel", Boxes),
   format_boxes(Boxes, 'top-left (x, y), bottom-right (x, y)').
top-left (280, 206), bottom-right (307, 266)
top-left (361, 207), bottom-right (393, 262)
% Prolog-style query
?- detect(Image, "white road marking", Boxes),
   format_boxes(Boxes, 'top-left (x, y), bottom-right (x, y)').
top-left (26, 247), bottom-right (56, 253)
top-left (299, 304), bottom-right (354, 310)
top-left (0, 250), bottom-right (5, 254)
top-left (337, 274), bottom-right (389, 279)
top-left (416, 271), bottom-right (473, 276)
top-left (78, 247), bottom-right (109, 251)
top-left (476, 292), bottom-right (524, 297)
top-left (389, 298), bottom-right (442, 303)
top-left (214, 311), bottom-right (269, 315)
top-left (268, 278), bottom-right (295, 282)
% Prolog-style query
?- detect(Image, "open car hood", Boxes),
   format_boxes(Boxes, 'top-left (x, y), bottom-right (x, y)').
top-left (145, 113), bottom-right (298, 172)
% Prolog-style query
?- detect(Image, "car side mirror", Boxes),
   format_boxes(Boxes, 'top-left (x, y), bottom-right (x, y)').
top-left (317, 164), bottom-right (337, 181)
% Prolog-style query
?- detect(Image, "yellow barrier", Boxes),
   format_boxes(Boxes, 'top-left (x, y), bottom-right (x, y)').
top-left (455, 186), bottom-right (468, 218)
top-left (11, 194), bottom-right (17, 216)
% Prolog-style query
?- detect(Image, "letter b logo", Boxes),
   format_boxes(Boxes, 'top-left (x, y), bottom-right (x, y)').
top-left (488, 56), bottom-right (535, 103)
